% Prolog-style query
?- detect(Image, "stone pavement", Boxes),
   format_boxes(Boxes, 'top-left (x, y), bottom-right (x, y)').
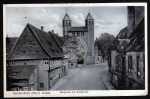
top-left (101, 71), bottom-right (115, 90)
top-left (50, 68), bottom-right (80, 90)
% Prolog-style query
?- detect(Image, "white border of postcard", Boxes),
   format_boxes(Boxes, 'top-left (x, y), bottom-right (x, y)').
top-left (3, 3), bottom-right (148, 97)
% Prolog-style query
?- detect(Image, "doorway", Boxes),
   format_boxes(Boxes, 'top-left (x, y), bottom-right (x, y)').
top-left (78, 59), bottom-right (84, 64)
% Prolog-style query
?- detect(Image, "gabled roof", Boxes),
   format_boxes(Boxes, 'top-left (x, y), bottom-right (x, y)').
top-left (86, 12), bottom-right (94, 20)
top-left (7, 65), bottom-right (36, 80)
top-left (50, 32), bottom-right (64, 48)
top-left (63, 13), bottom-right (71, 21)
top-left (68, 27), bottom-right (88, 32)
top-left (6, 37), bottom-right (18, 55)
top-left (7, 23), bottom-right (63, 60)
top-left (26, 24), bottom-right (64, 58)
top-left (125, 18), bottom-right (144, 51)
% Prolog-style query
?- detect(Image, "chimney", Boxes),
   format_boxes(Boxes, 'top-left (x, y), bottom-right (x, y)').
top-left (41, 26), bottom-right (44, 31)
top-left (51, 30), bottom-right (54, 33)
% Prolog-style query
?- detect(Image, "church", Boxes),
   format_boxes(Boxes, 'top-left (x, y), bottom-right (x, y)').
top-left (62, 12), bottom-right (96, 67)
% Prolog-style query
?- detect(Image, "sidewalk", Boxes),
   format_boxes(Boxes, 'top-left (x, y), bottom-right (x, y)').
top-left (101, 71), bottom-right (116, 90)
top-left (50, 68), bottom-right (80, 90)
top-left (95, 61), bottom-right (108, 66)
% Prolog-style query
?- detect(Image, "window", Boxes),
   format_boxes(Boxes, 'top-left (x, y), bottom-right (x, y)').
top-left (40, 83), bottom-right (44, 88)
top-left (24, 62), bottom-right (26, 65)
top-left (77, 32), bottom-right (79, 36)
top-left (75, 32), bottom-right (77, 36)
top-left (77, 32), bottom-right (80, 36)
top-left (81, 32), bottom-right (84, 36)
top-left (72, 32), bottom-right (75, 36)
top-left (98, 57), bottom-right (99, 61)
top-left (128, 56), bottom-right (133, 72)
top-left (115, 55), bottom-right (119, 71)
top-left (89, 21), bottom-right (91, 24)
top-left (23, 87), bottom-right (28, 91)
top-left (18, 86), bottom-right (23, 91)
top-left (45, 61), bottom-right (47, 64)
top-left (45, 61), bottom-right (49, 64)
top-left (137, 55), bottom-right (140, 76)
top-left (10, 72), bottom-right (17, 77)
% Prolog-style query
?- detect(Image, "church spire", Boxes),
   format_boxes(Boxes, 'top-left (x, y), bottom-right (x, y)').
top-left (86, 12), bottom-right (94, 20)
top-left (63, 13), bottom-right (71, 21)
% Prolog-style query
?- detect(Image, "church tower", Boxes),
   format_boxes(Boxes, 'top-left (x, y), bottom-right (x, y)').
top-left (63, 13), bottom-right (72, 38)
top-left (85, 12), bottom-right (94, 56)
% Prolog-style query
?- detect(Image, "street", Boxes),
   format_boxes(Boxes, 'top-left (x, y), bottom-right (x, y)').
top-left (58, 62), bottom-right (108, 90)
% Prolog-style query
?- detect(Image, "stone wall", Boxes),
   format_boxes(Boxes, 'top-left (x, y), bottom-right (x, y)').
top-left (110, 50), bottom-right (118, 72)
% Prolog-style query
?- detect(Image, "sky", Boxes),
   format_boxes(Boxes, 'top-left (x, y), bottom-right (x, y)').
top-left (6, 5), bottom-right (127, 39)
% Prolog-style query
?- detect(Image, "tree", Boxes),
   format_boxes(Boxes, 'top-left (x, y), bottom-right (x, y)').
top-left (96, 33), bottom-right (115, 61)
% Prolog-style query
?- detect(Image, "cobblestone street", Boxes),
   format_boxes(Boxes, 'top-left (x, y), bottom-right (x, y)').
top-left (57, 62), bottom-right (109, 90)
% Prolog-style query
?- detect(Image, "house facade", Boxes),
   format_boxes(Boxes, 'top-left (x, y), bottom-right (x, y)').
top-left (125, 18), bottom-right (144, 89)
top-left (108, 6), bottom-right (145, 89)
top-left (7, 24), bottom-right (68, 91)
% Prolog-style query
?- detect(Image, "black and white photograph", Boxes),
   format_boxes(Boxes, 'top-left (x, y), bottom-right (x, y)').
top-left (3, 3), bottom-right (147, 97)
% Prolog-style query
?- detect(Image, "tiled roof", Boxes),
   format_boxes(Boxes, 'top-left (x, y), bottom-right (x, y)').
top-left (7, 23), bottom-right (63, 60)
top-left (125, 18), bottom-right (144, 51)
top-left (68, 27), bottom-right (88, 32)
top-left (128, 18), bottom-right (144, 39)
top-left (108, 26), bottom-right (128, 50)
top-left (86, 12), bottom-right (94, 20)
top-left (63, 13), bottom-right (71, 20)
top-left (50, 32), bottom-right (64, 48)
top-left (125, 34), bottom-right (144, 51)
top-left (6, 37), bottom-right (18, 55)
top-left (109, 39), bottom-right (118, 50)
top-left (117, 27), bottom-right (127, 39)
top-left (27, 24), bottom-right (64, 58)
top-left (7, 65), bottom-right (36, 79)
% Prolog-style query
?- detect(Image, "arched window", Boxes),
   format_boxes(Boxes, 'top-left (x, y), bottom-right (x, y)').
top-left (89, 21), bottom-right (91, 24)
